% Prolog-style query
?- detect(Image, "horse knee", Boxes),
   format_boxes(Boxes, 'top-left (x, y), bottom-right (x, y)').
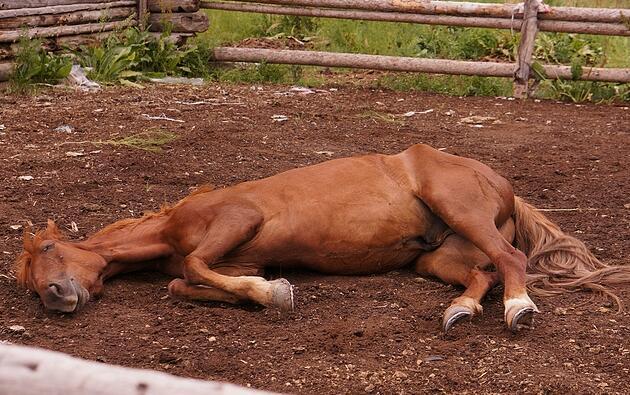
top-left (168, 278), bottom-right (188, 297)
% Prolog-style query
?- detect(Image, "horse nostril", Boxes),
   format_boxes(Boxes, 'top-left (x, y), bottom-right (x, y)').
top-left (48, 283), bottom-right (64, 297)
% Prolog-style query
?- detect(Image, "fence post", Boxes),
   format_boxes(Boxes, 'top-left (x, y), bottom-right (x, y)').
top-left (137, 0), bottom-right (148, 29)
top-left (514, 0), bottom-right (542, 99)
top-left (513, 0), bottom-right (540, 98)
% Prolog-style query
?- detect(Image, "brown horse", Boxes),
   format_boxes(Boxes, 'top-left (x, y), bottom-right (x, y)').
top-left (15, 144), bottom-right (630, 332)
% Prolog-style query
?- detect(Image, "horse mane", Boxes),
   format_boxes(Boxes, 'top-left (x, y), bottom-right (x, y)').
top-left (93, 184), bottom-right (215, 237)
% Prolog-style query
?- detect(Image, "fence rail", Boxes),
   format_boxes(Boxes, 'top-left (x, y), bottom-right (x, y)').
top-left (203, 0), bottom-right (630, 98)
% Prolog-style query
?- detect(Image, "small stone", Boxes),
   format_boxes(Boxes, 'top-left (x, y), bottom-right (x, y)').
top-left (208, 336), bottom-right (217, 342)
top-left (553, 307), bottom-right (568, 315)
top-left (81, 203), bottom-right (102, 212)
top-left (18, 176), bottom-right (34, 181)
top-left (624, 203), bottom-right (630, 209)
top-left (9, 325), bottom-right (25, 333)
top-left (393, 371), bottom-right (408, 379)
top-left (54, 125), bottom-right (75, 133)
top-left (364, 384), bottom-right (375, 393)
top-left (292, 346), bottom-right (306, 354)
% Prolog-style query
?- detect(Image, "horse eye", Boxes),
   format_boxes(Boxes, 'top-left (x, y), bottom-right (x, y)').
top-left (41, 243), bottom-right (54, 253)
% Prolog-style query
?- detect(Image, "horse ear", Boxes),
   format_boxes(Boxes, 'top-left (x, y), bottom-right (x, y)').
top-left (22, 228), bottom-right (34, 253)
top-left (46, 219), bottom-right (64, 239)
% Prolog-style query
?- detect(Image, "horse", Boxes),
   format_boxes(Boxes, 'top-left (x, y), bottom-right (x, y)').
top-left (15, 144), bottom-right (630, 332)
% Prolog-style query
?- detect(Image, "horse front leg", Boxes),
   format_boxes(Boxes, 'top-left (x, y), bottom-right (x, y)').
top-left (179, 205), bottom-right (294, 312)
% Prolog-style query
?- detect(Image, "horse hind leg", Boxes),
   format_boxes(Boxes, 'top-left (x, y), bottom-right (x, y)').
top-left (420, 169), bottom-right (538, 331)
top-left (415, 219), bottom-right (514, 332)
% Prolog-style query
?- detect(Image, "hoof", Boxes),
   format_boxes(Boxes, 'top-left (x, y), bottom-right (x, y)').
top-left (507, 307), bottom-right (536, 332)
top-left (505, 297), bottom-right (539, 331)
top-left (269, 278), bottom-right (294, 312)
top-left (442, 305), bottom-right (474, 333)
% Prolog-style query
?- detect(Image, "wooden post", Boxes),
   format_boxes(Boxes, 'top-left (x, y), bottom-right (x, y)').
top-left (513, 0), bottom-right (541, 98)
top-left (137, 0), bottom-right (148, 30)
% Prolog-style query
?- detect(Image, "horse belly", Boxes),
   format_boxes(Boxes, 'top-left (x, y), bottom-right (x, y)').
top-left (240, 197), bottom-right (432, 274)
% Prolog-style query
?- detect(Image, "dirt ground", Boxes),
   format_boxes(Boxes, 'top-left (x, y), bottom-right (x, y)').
top-left (0, 83), bottom-right (629, 394)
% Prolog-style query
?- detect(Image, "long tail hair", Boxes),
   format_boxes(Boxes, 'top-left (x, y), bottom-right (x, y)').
top-left (513, 196), bottom-right (630, 310)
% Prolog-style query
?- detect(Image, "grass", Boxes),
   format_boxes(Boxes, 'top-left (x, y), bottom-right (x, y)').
top-left (97, 130), bottom-right (178, 152)
top-left (195, 0), bottom-right (629, 102)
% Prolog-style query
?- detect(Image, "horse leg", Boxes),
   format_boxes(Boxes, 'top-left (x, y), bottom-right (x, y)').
top-left (168, 266), bottom-right (263, 305)
top-left (181, 205), bottom-right (294, 312)
top-left (419, 170), bottom-right (537, 331)
top-left (415, 219), bottom-right (514, 332)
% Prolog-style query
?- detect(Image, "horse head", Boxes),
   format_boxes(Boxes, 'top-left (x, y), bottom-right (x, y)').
top-left (15, 220), bottom-right (107, 313)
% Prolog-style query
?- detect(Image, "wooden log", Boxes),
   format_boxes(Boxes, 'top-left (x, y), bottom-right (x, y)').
top-left (0, 1), bottom-right (135, 19)
top-left (0, 344), bottom-right (273, 395)
top-left (212, 47), bottom-right (630, 83)
top-left (148, 11), bottom-right (208, 33)
top-left (0, 7), bottom-right (134, 29)
top-left (215, 0), bottom-right (630, 24)
top-left (201, 1), bottom-right (630, 36)
top-left (54, 31), bottom-right (193, 47)
top-left (149, 0), bottom-right (200, 13)
top-left (0, 0), bottom-right (198, 13)
top-left (0, 60), bottom-right (11, 80)
top-left (1, 0), bottom-right (122, 10)
top-left (0, 19), bottom-right (135, 43)
top-left (513, 0), bottom-right (540, 99)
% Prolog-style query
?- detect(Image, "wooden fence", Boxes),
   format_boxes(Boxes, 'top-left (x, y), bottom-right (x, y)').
top-left (0, 0), bottom-right (210, 80)
top-left (202, 0), bottom-right (630, 98)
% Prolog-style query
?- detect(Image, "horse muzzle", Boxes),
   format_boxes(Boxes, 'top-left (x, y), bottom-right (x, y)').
top-left (42, 278), bottom-right (89, 313)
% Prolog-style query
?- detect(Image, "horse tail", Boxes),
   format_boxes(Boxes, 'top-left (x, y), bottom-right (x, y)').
top-left (513, 196), bottom-right (630, 310)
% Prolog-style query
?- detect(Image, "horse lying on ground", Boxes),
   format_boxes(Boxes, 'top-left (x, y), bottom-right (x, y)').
top-left (15, 144), bottom-right (630, 332)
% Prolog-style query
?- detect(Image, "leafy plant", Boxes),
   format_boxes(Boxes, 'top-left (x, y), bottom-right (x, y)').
top-left (9, 36), bottom-right (72, 93)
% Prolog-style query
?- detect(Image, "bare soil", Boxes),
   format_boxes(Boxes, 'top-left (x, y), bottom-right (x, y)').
top-left (1, 84), bottom-right (629, 394)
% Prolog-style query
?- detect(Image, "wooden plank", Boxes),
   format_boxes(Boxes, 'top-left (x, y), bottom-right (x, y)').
top-left (148, 11), bottom-right (208, 33)
top-left (208, 0), bottom-right (630, 24)
top-left (513, 0), bottom-right (540, 99)
top-left (0, 1), bottom-right (134, 18)
top-left (0, 7), bottom-right (134, 29)
top-left (0, 344), bottom-right (273, 395)
top-left (212, 47), bottom-right (630, 83)
top-left (201, 1), bottom-right (630, 36)
top-left (0, 19), bottom-right (135, 43)
top-left (1, 0), bottom-right (199, 12)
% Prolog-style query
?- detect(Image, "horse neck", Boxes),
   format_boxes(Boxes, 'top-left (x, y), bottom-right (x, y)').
top-left (79, 215), bottom-right (173, 276)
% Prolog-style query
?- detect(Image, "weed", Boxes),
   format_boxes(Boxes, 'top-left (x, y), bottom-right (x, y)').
top-left (9, 36), bottom-right (72, 93)
top-left (358, 110), bottom-right (406, 125)
top-left (97, 130), bottom-right (178, 152)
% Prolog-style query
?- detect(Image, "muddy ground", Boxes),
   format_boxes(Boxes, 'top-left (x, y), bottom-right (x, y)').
top-left (0, 83), bottom-right (629, 394)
